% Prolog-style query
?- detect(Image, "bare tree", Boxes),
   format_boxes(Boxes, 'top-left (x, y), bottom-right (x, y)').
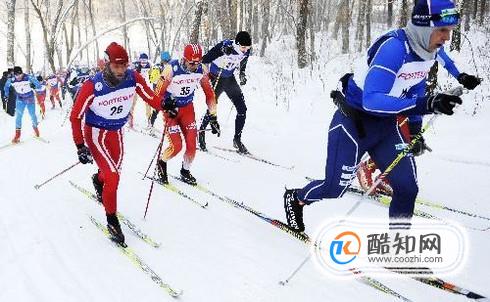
top-left (387, 0), bottom-right (393, 28)
top-left (7, 0), bottom-right (16, 67)
top-left (24, 0), bottom-right (32, 72)
top-left (260, 0), bottom-right (271, 57)
top-left (297, 0), bottom-right (309, 68)
top-left (365, 0), bottom-right (372, 48)
top-left (398, 0), bottom-right (410, 27)
top-left (190, 0), bottom-right (207, 44)
top-left (30, 0), bottom-right (77, 72)
top-left (340, 0), bottom-right (350, 54)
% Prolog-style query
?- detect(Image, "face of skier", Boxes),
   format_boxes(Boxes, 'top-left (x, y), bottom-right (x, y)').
top-left (238, 45), bottom-right (251, 53)
top-left (428, 26), bottom-right (455, 51)
top-left (109, 62), bottom-right (128, 80)
top-left (14, 72), bottom-right (23, 81)
top-left (184, 59), bottom-right (201, 72)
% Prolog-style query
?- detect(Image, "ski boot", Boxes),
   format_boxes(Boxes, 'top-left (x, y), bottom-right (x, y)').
top-left (198, 131), bottom-right (207, 151)
top-left (92, 173), bottom-right (103, 203)
top-left (180, 167), bottom-right (197, 186)
top-left (11, 129), bottom-right (21, 144)
top-left (283, 189), bottom-right (305, 232)
top-left (106, 213), bottom-right (125, 245)
top-left (233, 136), bottom-right (249, 154)
top-left (157, 160), bottom-right (169, 184)
top-left (33, 127), bottom-right (40, 137)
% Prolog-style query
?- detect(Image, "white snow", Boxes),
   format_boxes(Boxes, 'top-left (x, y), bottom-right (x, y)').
top-left (1, 32), bottom-right (489, 302)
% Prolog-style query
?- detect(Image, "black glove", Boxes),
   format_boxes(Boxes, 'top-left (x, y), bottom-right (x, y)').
top-left (209, 114), bottom-right (220, 137)
top-left (427, 93), bottom-right (462, 115)
top-left (457, 73), bottom-right (481, 90)
top-left (77, 144), bottom-right (93, 164)
top-left (222, 45), bottom-right (234, 55)
top-left (408, 123), bottom-right (431, 156)
top-left (161, 96), bottom-right (178, 118)
top-left (239, 73), bottom-right (247, 85)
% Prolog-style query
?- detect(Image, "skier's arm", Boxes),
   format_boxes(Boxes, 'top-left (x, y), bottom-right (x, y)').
top-left (29, 75), bottom-right (42, 90)
top-left (201, 65), bottom-right (217, 115)
top-left (436, 47), bottom-right (460, 78)
top-left (154, 65), bottom-right (173, 103)
top-left (69, 80), bottom-right (95, 146)
top-left (239, 51), bottom-right (250, 74)
top-left (362, 38), bottom-right (429, 115)
top-left (133, 70), bottom-right (164, 111)
top-left (202, 41), bottom-right (226, 64)
top-left (3, 79), bottom-right (11, 97)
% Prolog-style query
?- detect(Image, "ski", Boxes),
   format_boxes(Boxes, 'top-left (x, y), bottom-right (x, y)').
top-left (140, 173), bottom-right (208, 209)
top-left (345, 185), bottom-right (489, 231)
top-left (198, 149), bottom-right (240, 163)
top-left (305, 177), bottom-right (490, 224)
top-left (385, 267), bottom-right (487, 300)
top-left (0, 136), bottom-right (49, 151)
top-left (69, 181), bottom-right (161, 248)
top-left (167, 175), bottom-right (410, 301)
top-left (89, 216), bottom-right (183, 298)
top-left (348, 185), bottom-right (490, 222)
top-left (213, 146), bottom-right (294, 170)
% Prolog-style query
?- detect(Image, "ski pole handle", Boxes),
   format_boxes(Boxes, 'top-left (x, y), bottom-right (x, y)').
top-left (34, 161), bottom-right (81, 190)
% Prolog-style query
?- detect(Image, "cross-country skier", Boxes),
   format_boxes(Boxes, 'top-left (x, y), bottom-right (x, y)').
top-left (283, 0), bottom-right (481, 232)
top-left (70, 42), bottom-right (166, 244)
top-left (4, 66), bottom-right (42, 143)
top-left (198, 31), bottom-right (252, 153)
top-left (146, 51), bottom-right (173, 129)
top-left (46, 73), bottom-right (63, 109)
top-left (35, 75), bottom-right (47, 119)
top-left (154, 44), bottom-right (218, 185)
top-left (128, 53), bottom-right (153, 129)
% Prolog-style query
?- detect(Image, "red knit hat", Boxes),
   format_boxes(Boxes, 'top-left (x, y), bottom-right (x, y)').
top-left (105, 42), bottom-right (129, 64)
top-left (183, 44), bottom-right (203, 62)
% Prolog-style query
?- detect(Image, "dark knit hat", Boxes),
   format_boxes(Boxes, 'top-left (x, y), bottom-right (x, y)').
top-left (235, 31), bottom-right (252, 46)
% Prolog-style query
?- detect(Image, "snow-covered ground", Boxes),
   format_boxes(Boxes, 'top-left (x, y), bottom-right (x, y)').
top-left (1, 33), bottom-right (490, 301)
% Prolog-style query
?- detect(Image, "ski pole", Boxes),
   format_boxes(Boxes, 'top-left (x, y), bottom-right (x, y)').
top-left (279, 253), bottom-right (312, 286)
top-left (344, 86), bottom-right (466, 218)
top-left (34, 161), bottom-right (81, 190)
top-left (143, 124), bottom-right (167, 219)
top-left (142, 129), bottom-right (166, 180)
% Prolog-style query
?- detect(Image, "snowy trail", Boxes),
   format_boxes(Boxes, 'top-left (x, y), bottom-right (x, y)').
top-left (1, 59), bottom-right (490, 301)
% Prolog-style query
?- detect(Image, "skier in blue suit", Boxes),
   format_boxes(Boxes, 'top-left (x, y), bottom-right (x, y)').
top-left (284, 0), bottom-right (481, 232)
top-left (4, 66), bottom-right (42, 143)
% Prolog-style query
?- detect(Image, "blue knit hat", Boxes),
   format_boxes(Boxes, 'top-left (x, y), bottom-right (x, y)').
top-left (139, 53), bottom-right (149, 60)
top-left (160, 51), bottom-right (171, 62)
top-left (412, 0), bottom-right (459, 27)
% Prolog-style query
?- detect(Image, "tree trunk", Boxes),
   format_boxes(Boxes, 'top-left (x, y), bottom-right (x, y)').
top-left (398, 0), bottom-right (410, 27)
top-left (426, 62), bottom-right (439, 95)
top-left (356, 0), bottom-right (366, 52)
top-left (24, 0), bottom-right (32, 72)
top-left (450, 0), bottom-right (462, 51)
top-left (82, 0), bottom-right (90, 65)
top-left (308, 0), bottom-right (315, 64)
top-left (464, 0), bottom-right (471, 31)
top-left (190, 0), bottom-right (206, 44)
top-left (340, 0), bottom-right (350, 54)
top-left (252, 1), bottom-right (259, 42)
top-left (87, 0), bottom-right (99, 59)
top-left (365, 0), bottom-right (372, 48)
top-left (7, 0), bottom-right (16, 67)
top-left (387, 0), bottom-right (393, 28)
top-left (259, 0), bottom-right (270, 57)
top-left (297, 0), bottom-right (309, 68)
top-left (119, 0), bottom-right (131, 56)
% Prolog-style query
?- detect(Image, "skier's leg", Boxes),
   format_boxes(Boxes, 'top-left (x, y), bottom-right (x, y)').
top-left (297, 111), bottom-right (365, 203)
top-left (84, 126), bottom-right (122, 215)
top-left (180, 104), bottom-right (197, 170)
top-left (26, 102), bottom-right (38, 128)
top-left (161, 114), bottom-right (183, 162)
top-left (223, 77), bottom-right (247, 140)
top-left (15, 100), bottom-right (26, 130)
top-left (370, 119), bottom-right (418, 223)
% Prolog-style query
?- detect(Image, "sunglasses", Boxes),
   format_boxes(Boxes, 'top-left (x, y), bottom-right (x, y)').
top-left (187, 60), bottom-right (201, 66)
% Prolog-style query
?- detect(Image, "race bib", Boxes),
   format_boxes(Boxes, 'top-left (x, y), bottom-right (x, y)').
top-left (89, 87), bottom-right (136, 119)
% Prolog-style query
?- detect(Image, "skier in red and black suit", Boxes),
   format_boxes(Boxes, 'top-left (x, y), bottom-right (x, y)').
top-left (70, 42), bottom-right (166, 244)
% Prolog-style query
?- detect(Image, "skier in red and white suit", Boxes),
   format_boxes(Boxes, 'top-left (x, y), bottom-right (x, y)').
top-left (70, 42), bottom-right (165, 244)
top-left (154, 44), bottom-right (219, 186)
